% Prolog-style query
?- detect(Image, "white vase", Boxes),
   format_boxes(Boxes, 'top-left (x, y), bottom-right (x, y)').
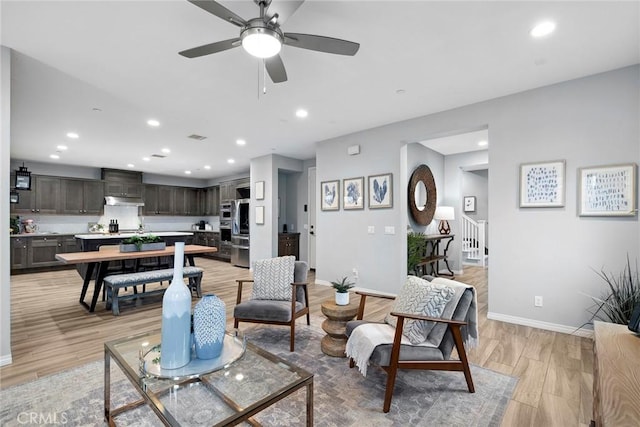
top-left (335, 292), bottom-right (350, 306)
top-left (160, 242), bottom-right (192, 369)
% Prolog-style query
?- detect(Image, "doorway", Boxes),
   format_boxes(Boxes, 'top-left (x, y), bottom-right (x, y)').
top-left (308, 167), bottom-right (316, 269)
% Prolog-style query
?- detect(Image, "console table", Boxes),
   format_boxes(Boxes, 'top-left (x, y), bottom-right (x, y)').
top-left (416, 234), bottom-right (455, 277)
top-left (592, 321), bottom-right (640, 426)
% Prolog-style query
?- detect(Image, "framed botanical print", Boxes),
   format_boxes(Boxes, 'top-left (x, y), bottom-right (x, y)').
top-left (343, 177), bottom-right (364, 210)
top-left (320, 180), bottom-right (340, 211)
top-left (519, 160), bottom-right (565, 207)
top-left (463, 196), bottom-right (476, 213)
top-left (368, 173), bottom-right (393, 209)
top-left (255, 181), bottom-right (265, 200)
top-left (578, 163), bottom-right (637, 216)
top-left (255, 206), bottom-right (265, 224)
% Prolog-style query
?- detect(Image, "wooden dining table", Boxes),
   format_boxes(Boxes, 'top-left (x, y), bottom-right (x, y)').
top-left (56, 244), bottom-right (217, 312)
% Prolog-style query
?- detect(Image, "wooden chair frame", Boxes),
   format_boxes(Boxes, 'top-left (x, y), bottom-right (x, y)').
top-left (349, 290), bottom-right (475, 412)
top-left (234, 279), bottom-right (310, 352)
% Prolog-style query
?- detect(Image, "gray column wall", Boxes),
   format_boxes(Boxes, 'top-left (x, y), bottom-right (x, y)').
top-left (1, 46), bottom-right (12, 365)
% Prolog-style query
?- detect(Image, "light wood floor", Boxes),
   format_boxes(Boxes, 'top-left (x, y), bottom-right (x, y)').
top-left (1, 259), bottom-right (593, 426)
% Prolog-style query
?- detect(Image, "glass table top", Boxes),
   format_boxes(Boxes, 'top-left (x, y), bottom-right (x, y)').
top-left (105, 329), bottom-right (313, 426)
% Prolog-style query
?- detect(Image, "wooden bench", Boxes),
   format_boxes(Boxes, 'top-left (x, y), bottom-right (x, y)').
top-left (104, 267), bottom-right (203, 315)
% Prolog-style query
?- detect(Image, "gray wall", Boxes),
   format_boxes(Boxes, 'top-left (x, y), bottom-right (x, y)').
top-left (315, 65), bottom-right (639, 332)
top-left (462, 169), bottom-right (488, 221)
top-left (1, 46), bottom-right (12, 365)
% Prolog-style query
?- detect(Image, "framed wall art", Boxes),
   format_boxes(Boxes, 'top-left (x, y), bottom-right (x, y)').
top-left (255, 181), bottom-right (265, 200)
top-left (519, 160), bottom-right (565, 208)
top-left (368, 173), bottom-right (393, 209)
top-left (578, 163), bottom-right (637, 216)
top-left (255, 206), bottom-right (265, 224)
top-left (463, 196), bottom-right (476, 213)
top-left (320, 180), bottom-right (340, 211)
top-left (343, 177), bottom-right (364, 210)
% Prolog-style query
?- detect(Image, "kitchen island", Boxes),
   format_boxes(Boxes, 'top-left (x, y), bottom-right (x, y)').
top-left (75, 231), bottom-right (194, 251)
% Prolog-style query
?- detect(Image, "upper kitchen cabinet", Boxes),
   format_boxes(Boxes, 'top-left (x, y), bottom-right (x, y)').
top-left (174, 187), bottom-right (200, 216)
top-left (10, 175), bottom-right (60, 215)
top-left (203, 186), bottom-right (219, 216)
top-left (102, 168), bottom-right (143, 197)
top-left (60, 178), bottom-right (104, 215)
top-left (219, 181), bottom-right (235, 202)
top-left (143, 184), bottom-right (174, 215)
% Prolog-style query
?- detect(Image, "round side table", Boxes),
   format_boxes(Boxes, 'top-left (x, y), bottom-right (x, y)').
top-left (320, 299), bottom-right (358, 357)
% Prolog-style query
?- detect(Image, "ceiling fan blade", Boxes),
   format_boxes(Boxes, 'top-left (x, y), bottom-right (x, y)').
top-left (179, 38), bottom-right (241, 58)
top-left (265, 55), bottom-right (288, 83)
top-left (188, 0), bottom-right (247, 27)
top-left (284, 33), bottom-right (360, 56)
top-left (266, 0), bottom-right (305, 25)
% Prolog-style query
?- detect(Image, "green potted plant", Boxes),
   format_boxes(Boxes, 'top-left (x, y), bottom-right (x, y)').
top-left (407, 232), bottom-right (427, 275)
top-left (331, 276), bottom-right (355, 306)
top-left (119, 234), bottom-right (165, 252)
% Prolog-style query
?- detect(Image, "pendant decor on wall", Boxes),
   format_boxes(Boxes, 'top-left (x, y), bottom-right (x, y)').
top-left (408, 164), bottom-right (437, 225)
top-left (160, 242), bottom-right (192, 369)
top-left (193, 294), bottom-right (226, 359)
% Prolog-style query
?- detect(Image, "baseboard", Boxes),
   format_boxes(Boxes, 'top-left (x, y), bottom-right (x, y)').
top-left (487, 312), bottom-right (594, 339)
top-left (0, 353), bottom-right (13, 367)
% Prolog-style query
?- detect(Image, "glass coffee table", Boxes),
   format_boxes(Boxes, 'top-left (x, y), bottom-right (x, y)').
top-left (104, 330), bottom-right (313, 426)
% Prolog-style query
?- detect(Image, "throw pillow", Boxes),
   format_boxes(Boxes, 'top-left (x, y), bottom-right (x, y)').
top-left (385, 276), bottom-right (455, 344)
top-left (251, 256), bottom-right (296, 301)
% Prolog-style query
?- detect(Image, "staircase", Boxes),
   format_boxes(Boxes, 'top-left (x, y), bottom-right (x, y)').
top-left (461, 215), bottom-right (488, 267)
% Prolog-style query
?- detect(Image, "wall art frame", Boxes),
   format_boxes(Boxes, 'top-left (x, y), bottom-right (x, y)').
top-left (578, 163), bottom-right (637, 217)
top-left (368, 173), bottom-right (393, 209)
top-left (255, 206), bottom-right (265, 225)
top-left (463, 196), bottom-right (476, 213)
top-left (343, 177), bottom-right (364, 210)
top-left (519, 160), bottom-right (565, 208)
top-left (255, 181), bottom-right (265, 200)
top-left (10, 190), bottom-right (19, 204)
top-left (320, 180), bottom-right (340, 211)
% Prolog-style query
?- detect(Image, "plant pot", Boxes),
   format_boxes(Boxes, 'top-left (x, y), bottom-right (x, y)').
top-left (119, 242), bottom-right (166, 252)
top-left (335, 292), bottom-right (350, 306)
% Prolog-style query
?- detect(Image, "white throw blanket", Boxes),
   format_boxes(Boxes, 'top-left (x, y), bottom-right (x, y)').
top-left (346, 278), bottom-right (478, 377)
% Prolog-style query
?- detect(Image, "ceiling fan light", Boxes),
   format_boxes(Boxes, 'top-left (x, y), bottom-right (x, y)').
top-left (241, 27), bottom-right (282, 58)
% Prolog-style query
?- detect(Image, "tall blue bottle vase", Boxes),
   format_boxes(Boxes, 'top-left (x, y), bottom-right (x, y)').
top-left (160, 242), bottom-right (192, 369)
top-left (193, 294), bottom-right (226, 359)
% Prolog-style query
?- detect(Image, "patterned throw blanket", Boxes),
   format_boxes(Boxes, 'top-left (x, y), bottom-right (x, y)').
top-left (346, 278), bottom-right (478, 377)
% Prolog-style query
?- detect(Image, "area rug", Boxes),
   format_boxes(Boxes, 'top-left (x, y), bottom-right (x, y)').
top-left (0, 321), bottom-right (516, 426)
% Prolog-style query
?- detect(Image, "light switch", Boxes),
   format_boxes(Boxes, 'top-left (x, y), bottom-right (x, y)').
top-left (384, 226), bottom-right (395, 235)
top-left (367, 226), bottom-right (375, 234)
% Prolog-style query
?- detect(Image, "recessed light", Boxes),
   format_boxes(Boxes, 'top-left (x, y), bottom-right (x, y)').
top-left (161, 148), bottom-right (171, 154)
top-left (396, 89), bottom-right (406, 95)
top-left (127, 163), bottom-right (135, 168)
top-left (236, 139), bottom-right (246, 146)
top-left (142, 157), bottom-right (150, 162)
top-left (530, 21), bottom-right (556, 38)
top-left (227, 159), bottom-right (235, 164)
top-left (66, 132), bottom-right (79, 139)
top-left (478, 140), bottom-right (488, 147)
top-left (185, 170), bottom-right (192, 175)
top-left (204, 165), bottom-right (211, 170)
top-left (57, 145), bottom-right (68, 150)
top-left (147, 119), bottom-right (160, 127)
top-left (295, 109), bottom-right (308, 118)
top-left (50, 154), bottom-right (60, 159)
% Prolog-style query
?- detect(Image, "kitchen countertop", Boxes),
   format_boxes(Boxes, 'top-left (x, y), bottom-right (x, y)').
top-left (10, 232), bottom-right (76, 237)
top-left (190, 229), bottom-right (220, 233)
top-left (74, 231), bottom-right (194, 239)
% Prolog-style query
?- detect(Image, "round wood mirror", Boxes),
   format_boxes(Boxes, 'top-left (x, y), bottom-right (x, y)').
top-left (408, 164), bottom-right (437, 225)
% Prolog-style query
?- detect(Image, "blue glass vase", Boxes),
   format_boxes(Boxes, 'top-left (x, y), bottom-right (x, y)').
top-left (193, 294), bottom-right (226, 359)
top-left (160, 242), bottom-right (192, 369)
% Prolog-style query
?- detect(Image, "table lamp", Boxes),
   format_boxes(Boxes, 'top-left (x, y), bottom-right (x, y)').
top-left (434, 206), bottom-right (454, 235)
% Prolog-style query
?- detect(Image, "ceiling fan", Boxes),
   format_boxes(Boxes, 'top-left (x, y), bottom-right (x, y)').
top-left (179, 0), bottom-right (360, 83)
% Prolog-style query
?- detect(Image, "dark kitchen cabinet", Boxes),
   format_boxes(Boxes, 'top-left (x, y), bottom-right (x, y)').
top-left (30, 236), bottom-right (62, 268)
top-left (219, 181), bottom-right (235, 202)
top-left (104, 182), bottom-right (143, 198)
top-left (175, 187), bottom-right (200, 216)
top-left (10, 175), bottom-right (60, 215)
top-left (278, 233), bottom-right (299, 259)
top-left (11, 237), bottom-right (29, 269)
top-left (60, 178), bottom-right (104, 215)
top-left (143, 185), bottom-right (174, 215)
top-left (203, 186), bottom-right (220, 216)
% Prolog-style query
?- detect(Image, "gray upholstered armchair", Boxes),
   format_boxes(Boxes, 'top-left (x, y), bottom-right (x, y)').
top-left (345, 276), bottom-right (477, 412)
top-left (233, 256), bottom-right (310, 351)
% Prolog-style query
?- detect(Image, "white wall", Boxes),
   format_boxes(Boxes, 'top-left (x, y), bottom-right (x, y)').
top-left (1, 46), bottom-right (12, 365)
top-left (315, 65), bottom-right (639, 331)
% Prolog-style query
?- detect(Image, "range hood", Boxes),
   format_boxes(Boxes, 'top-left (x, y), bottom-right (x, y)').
top-left (104, 196), bottom-right (145, 207)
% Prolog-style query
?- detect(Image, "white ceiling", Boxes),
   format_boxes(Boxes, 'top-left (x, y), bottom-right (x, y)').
top-left (2, 1), bottom-right (638, 179)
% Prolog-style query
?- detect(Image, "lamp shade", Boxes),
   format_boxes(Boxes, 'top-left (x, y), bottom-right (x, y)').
top-left (241, 27), bottom-right (282, 58)
top-left (434, 206), bottom-right (455, 221)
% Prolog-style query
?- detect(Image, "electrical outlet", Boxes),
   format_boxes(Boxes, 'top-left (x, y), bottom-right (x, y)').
top-left (367, 226), bottom-right (375, 234)
top-left (352, 268), bottom-right (359, 281)
top-left (534, 296), bottom-right (543, 307)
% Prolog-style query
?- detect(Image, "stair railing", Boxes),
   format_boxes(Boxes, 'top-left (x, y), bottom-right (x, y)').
top-left (461, 214), bottom-right (487, 267)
